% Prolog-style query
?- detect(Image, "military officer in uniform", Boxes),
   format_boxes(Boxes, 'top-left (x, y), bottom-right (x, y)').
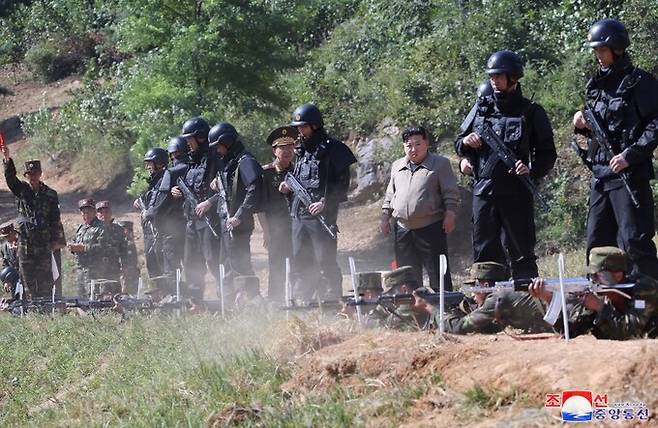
top-left (279, 103), bottom-right (357, 301)
top-left (3, 146), bottom-right (66, 298)
top-left (415, 262), bottom-right (552, 334)
top-left (96, 200), bottom-right (128, 293)
top-left (68, 199), bottom-right (107, 297)
top-left (116, 220), bottom-right (140, 294)
top-left (455, 51), bottom-right (556, 279)
top-left (530, 247), bottom-right (658, 340)
top-left (208, 122), bottom-right (262, 291)
top-left (0, 222), bottom-right (19, 270)
top-left (572, 19), bottom-right (658, 279)
top-left (171, 117), bottom-right (221, 299)
top-left (257, 126), bottom-right (298, 303)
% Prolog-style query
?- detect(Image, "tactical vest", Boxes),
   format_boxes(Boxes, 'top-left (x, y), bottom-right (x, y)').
top-left (293, 139), bottom-right (330, 202)
top-left (472, 95), bottom-right (530, 179)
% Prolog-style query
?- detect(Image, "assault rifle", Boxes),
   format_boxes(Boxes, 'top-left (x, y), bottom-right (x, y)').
top-left (176, 177), bottom-right (220, 238)
top-left (215, 174), bottom-right (234, 240)
top-left (479, 122), bottom-right (549, 210)
top-left (462, 277), bottom-right (634, 325)
top-left (581, 105), bottom-right (640, 208)
top-left (345, 291), bottom-right (465, 308)
top-left (281, 299), bottom-right (346, 311)
top-left (285, 172), bottom-right (338, 240)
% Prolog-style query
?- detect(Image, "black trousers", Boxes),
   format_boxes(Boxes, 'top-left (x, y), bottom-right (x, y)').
top-left (266, 218), bottom-right (293, 303)
top-left (394, 220), bottom-right (453, 291)
top-left (291, 216), bottom-right (342, 301)
top-left (472, 192), bottom-right (538, 279)
top-left (221, 223), bottom-right (255, 290)
top-left (586, 179), bottom-right (658, 279)
top-left (183, 223), bottom-right (220, 299)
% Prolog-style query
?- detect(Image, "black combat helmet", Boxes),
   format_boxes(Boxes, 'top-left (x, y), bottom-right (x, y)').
top-left (290, 103), bottom-right (323, 127)
top-left (181, 116), bottom-right (210, 140)
top-left (0, 266), bottom-right (19, 284)
top-left (143, 148), bottom-right (169, 166)
top-left (208, 122), bottom-right (239, 148)
top-left (167, 136), bottom-right (189, 154)
top-left (477, 80), bottom-right (493, 98)
top-left (485, 50), bottom-right (524, 79)
top-left (584, 19), bottom-right (630, 50)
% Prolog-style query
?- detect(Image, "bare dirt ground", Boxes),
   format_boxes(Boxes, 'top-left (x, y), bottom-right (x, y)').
top-left (2, 68), bottom-right (656, 427)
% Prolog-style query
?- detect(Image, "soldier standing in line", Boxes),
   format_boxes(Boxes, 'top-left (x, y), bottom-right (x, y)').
top-left (257, 126), bottom-right (297, 303)
top-left (171, 117), bottom-right (222, 299)
top-left (208, 122), bottom-right (262, 291)
top-left (96, 200), bottom-right (128, 294)
top-left (167, 135), bottom-right (191, 165)
top-left (2, 146), bottom-right (66, 298)
top-left (279, 103), bottom-right (357, 302)
top-left (455, 50), bottom-right (556, 279)
top-left (0, 222), bottom-right (19, 270)
top-left (414, 262), bottom-right (552, 334)
top-left (116, 220), bottom-right (140, 294)
top-left (572, 19), bottom-right (658, 279)
top-left (68, 199), bottom-right (106, 297)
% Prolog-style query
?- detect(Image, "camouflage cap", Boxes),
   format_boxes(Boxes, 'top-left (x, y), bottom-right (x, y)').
top-left (234, 275), bottom-right (260, 294)
top-left (95, 200), bottom-right (111, 210)
top-left (266, 126), bottom-right (299, 147)
top-left (23, 159), bottom-right (41, 174)
top-left (78, 198), bottom-right (96, 209)
top-left (383, 266), bottom-right (419, 291)
top-left (0, 221), bottom-right (15, 237)
top-left (357, 272), bottom-right (383, 292)
top-left (464, 262), bottom-right (509, 284)
top-left (588, 247), bottom-right (627, 274)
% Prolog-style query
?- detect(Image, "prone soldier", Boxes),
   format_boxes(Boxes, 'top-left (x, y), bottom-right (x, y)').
top-left (381, 266), bottom-right (428, 330)
top-left (0, 222), bottom-right (19, 270)
top-left (233, 275), bottom-right (265, 310)
top-left (455, 51), bottom-right (556, 279)
top-left (530, 247), bottom-right (658, 340)
top-left (257, 126), bottom-right (298, 303)
top-left (414, 262), bottom-right (552, 334)
top-left (279, 103), bottom-right (357, 301)
top-left (208, 122), bottom-right (262, 291)
top-left (572, 19), bottom-right (658, 279)
top-left (2, 147), bottom-right (66, 298)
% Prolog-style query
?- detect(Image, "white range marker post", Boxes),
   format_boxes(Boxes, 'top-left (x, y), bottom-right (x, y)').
top-left (90, 280), bottom-right (96, 302)
top-left (51, 283), bottom-right (56, 316)
top-left (558, 253), bottom-right (570, 343)
top-left (439, 254), bottom-right (447, 335)
top-left (348, 256), bottom-right (362, 326)
top-left (137, 277), bottom-right (143, 299)
top-left (176, 268), bottom-right (181, 317)
top-left (219, 264), bottom-right (226, 318)
top-left (285, 257), bottom-right (291, 319)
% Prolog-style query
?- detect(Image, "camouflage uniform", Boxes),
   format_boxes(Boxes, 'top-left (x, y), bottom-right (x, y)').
top-left (72, 199), bottom-right (108, 296)
top-left (431, 262), bottom-right (552, 334)
top-left (3, 159), bottom-right (66, 297)
top-left (0, 222), bottom-right (19, 270)
top-left (354, 271), bottom-right (389, 328)
top-left (381, 266), bottom-right (428, 330)
top-left (116, 221), bottom-right (140, 294)
top-left (554, 247), bottom-right (658, 340)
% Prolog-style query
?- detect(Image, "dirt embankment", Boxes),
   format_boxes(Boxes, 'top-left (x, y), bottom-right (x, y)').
top-left (281, 331), bottom-right (657, 427)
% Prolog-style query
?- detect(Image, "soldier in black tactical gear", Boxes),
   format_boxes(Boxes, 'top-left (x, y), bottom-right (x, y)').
top-left (572, 19), bottom-right (658, 279)
top-left (171, 117), bottom-right (222, 299)
top-left (167, 135), bottom-right (190, 165)
top-left (279, 103), bottom-right (357, 301)
top-left (459, 80), bottom-right (494, 176)
top-left (455, 51), bottom-right (556, 279)
top-left (208, 122), bottom-right (262, 291)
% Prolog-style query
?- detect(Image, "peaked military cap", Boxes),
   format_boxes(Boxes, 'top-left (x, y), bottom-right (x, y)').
top-left (95, 200), bottom-right (111, 210)
top-left (588, 247), bottom-right (627, 274)
top-left (383, 266), bottom-right (419, 292)
top-left (78, 198), bottom-right (96, 209)
top-left (23, 159), bottom-right (41, 174)
top-left (356, 271), bottom-right (383, 292)
top-left (464, 262), bottom-right (509, 284)
top-left (0, 221), bottom-right (15, 237)
top-left (234, 275), bottom-right (261, 294)
top-left (266, 126), bottom-right (299, 147)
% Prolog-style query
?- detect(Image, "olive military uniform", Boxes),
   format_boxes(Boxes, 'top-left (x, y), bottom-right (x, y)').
top-left (72, 199), bottom-right (108, 296)
top-left (116, 221), bottom-right (140, 294)
top-left (381, 266), bottom-right (428, 330)
top-left (0, 222), bottom-right (19, 270)
top-left (3, 159), bottom-right (66, 297)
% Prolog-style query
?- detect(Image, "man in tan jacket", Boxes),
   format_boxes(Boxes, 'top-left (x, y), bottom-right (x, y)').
top-left (381, 126), bottom-right (459, 291)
